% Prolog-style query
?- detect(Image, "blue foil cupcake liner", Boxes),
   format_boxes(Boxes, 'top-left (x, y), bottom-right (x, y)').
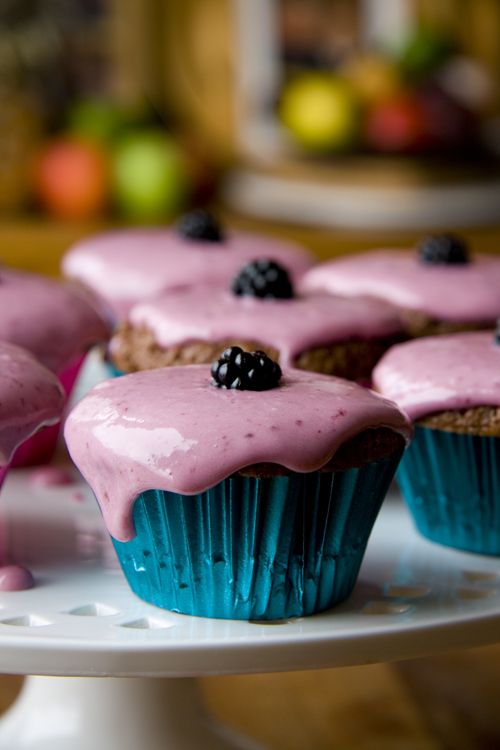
top-left (397, 426), bottom-right (500, 555)
top-left (112, 451), bottom-right (402, 620)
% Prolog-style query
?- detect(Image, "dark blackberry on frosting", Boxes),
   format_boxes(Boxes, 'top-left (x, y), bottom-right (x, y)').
top-left (176, 209), bottom-right (224, 243)
top-left (110, 283), bottom-right (404, 382)
top-left (211, 346), bottom-right (282, 391)
top-left (63, 223), bottom-right (313, 319)
top-left (232, 259), bottom-right (294, 299)
top-left (417, 234), bottom-right (469, 265)
top-left (302, 242), bottom-right (500, 339)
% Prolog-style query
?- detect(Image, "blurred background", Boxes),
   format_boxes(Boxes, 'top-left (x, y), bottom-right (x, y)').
top-left (1, 3), bottom-right (500, 748)
top-left (1, 0), bottom-right (499, 245)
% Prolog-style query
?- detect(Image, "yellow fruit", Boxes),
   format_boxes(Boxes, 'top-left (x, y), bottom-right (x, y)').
top-left (279, 74), bottom-right (358, 152)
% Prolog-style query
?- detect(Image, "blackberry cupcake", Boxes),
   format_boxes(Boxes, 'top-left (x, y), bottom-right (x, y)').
top-left (0, 267), bottom-right (110, 464)
top-left (0, 342), bottom-right (65, 589)
top-left (373, 330), bottom-right (500, 555)
top-left (62, 210), bottom-right (314, 321)
top-left (65, 352), bottom-right (410, 620)
top-left (302, 235), bottom-right (500, 337)
top-left (109, 260), bottom-right (404, 383)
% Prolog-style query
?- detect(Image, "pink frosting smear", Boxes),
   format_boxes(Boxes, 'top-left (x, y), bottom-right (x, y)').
top-left (10, 353), bottom-right (85, 468)
top-left (0, 268), bottom-right (111, 372)
top-left (64, 365), bottom-right (411, 541)
top-left (120, 288), bottom-right (403, 367)
top-left (0, 342), bottom-right (65, 466)
top-left (373, 331), bottom-right (500, 421)
top-left (0, 565), bottom-right (34, 592)
top-left (62, 228), bottom-right (314, 319)
top-left (301, 250), bottom-right (500, 323)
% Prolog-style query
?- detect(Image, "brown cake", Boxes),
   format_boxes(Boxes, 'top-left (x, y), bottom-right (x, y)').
top-left (302, 235), bottom-right (500, 338)
top-left (109, 260), bottom-right (404, 382)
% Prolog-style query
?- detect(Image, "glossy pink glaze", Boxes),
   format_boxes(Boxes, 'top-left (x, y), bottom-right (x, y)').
top-left (64, 365), bottom-right (411, 541)
top-left (373, 331), bottom-right (500, 421)
top-left (0, 565), bottom-right (34, 591)
top-left (301, 250), bottom-right (500, 323)
top-left (1, 348), bottom-right (64, 590)
top-left (0, 269), bottom-right (110, 372)
top-left (121, 288), bottom-right (403, 367)
top-left (10, 353), bottom-right (85, 468)
top-left (0, 342), bottom-right (65, 466)
top-left (63, 228), bottom-right (314, 319)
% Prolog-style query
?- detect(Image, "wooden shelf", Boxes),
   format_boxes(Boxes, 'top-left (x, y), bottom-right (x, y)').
top-left (0, 218), bottom-right (112, 277)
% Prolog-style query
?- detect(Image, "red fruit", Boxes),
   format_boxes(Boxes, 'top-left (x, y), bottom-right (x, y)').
top-left (364, 94), bottom-right (428, 154)
top-left (34, 139), bottom-right (109, 220)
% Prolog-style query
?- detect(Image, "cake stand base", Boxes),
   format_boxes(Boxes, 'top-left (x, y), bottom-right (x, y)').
top-left (1, 465), bottom-right (499, 749)
top-left (0, 676), bottom-right (263, 750)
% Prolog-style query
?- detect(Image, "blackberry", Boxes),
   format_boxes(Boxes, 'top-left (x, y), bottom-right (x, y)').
top-left (176, 209), bottom-right (224, 243)
top-left (211, 347), bottom-right (282, 391)
top-left (417, 234), bottom-right (469, 265)
top-left (231, 259), bottom-right (294, 299)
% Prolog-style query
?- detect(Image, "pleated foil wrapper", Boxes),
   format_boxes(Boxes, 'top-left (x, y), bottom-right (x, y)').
top-left (397, 425), bottom-right (500, 555)
top-left (112, 451), bottom-right (402, 620)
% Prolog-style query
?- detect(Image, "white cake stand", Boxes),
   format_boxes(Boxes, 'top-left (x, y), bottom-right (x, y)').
top-left (0, 468), bottom-right (499, 750)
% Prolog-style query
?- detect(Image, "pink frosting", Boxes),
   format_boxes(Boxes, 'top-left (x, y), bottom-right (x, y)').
top-left (62, 228), bottom-right (314, 319)
top-left (118, 288), bottom-right (403, 367)
top-left (0, 342), bottom-right (65, 465)
top-left (373, 331), bottom-right (500, 421)
top-left (0, 565), bottom-right (34, 591)
top-left (64, 365), bottom-right (411, 541)
top-left (301, 250), bottom-right (500, 323)
top-left (0, 269), bottom-right (110, 372)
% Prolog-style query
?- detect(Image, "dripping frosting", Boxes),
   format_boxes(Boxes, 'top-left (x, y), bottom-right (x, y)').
top-left (0, 342), bottom-right (65, 466)
top-left (0, 269), bottom-right (110, 372)
top-left (373, 331), bottom-right (500, 421)
top-left (63, 228), bottom-right (314, 318)
top-left (115, 288), bottom-right (404, 368)
top-left (64, 365), bottom-right (411, 541)
top-left (302, 250), bottom-right (500, 323)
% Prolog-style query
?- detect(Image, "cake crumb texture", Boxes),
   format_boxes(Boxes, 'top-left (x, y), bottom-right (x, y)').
top-left (418, 406), bottom-right (500, 436)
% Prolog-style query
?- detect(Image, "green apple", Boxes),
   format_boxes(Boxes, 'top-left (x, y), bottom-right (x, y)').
top-left (279, 73), bottom-right (358, 152)
top-left (112, 130), bottom-right (189, 222)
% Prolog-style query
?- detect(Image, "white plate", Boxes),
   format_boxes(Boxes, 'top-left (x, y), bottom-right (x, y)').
top-left (0, 468), bottom-right (498, 679)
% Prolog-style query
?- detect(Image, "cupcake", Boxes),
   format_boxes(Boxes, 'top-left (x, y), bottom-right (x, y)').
top-left (65, 350), bottom-right (410, 620)
top-left (373, 330), bottom-right (500, 555)
top-left (62, 210), bottom-right (314, 322)
top-left (109, 259), bottom-right (404, 383)
top-left (0, 267), bottom-right (110, 464)
top-left (302, 234), bottom-right (500, 337)
top-left (0, 342), bottom-right (65, 589)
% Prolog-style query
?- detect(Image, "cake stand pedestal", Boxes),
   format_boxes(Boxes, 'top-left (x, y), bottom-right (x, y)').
top-left (0, 676), bottom-right (262, 750)
top-left (0, 470), bottom-right (499, 749)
